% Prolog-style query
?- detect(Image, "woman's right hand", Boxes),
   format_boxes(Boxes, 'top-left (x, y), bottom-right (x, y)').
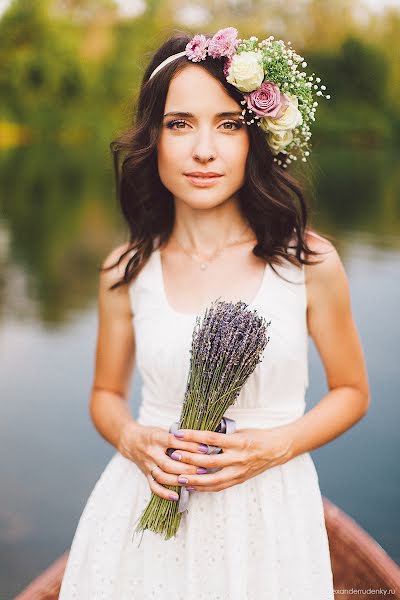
top-left (118, 421), bottom-right (209, 502)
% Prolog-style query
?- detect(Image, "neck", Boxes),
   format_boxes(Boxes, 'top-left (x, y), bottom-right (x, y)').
top-left (169, 196), bottom-right (252, 255)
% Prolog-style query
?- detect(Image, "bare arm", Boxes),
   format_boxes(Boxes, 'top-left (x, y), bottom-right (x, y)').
top-left (283, 232), bottom-right (370, 459)
top-left (89, 243), bottom-right (141, 451)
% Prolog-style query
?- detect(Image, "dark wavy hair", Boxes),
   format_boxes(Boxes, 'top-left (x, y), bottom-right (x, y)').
top-left (103, 30), bottom-right (330, 289)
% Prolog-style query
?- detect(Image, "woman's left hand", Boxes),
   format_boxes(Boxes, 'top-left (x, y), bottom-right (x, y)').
top-left (170, 427), bottom-right (294, 492)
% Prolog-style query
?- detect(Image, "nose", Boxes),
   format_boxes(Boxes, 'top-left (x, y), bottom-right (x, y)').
top-left (192, 127), bottom-right (217, 162)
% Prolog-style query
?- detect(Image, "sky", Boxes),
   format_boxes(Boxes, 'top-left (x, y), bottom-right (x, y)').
top-left (0, 0), bottom-right (399, 20)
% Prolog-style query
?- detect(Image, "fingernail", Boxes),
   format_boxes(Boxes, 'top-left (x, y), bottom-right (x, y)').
top-left (174, 430), bottom-right (185, 438)
top-left (178, 476), bottom-right (188, 484)
top-left (198, 444), bottom-right (209, 453)
top-left (196, 467), bottom-right (208, 474)
top-left (171, 451), bottom-right (182, 461)
top-left (186, 486), bottom-right (195, 491)
top-left (168, 493), bottom-right (179, 501)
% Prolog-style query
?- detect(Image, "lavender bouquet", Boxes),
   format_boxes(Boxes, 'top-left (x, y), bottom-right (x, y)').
top-left (133, 298), bottom-right (271, 541)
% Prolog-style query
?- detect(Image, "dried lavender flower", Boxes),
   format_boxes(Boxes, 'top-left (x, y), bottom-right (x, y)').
top-left (134, 298), bottom-right (271, 541)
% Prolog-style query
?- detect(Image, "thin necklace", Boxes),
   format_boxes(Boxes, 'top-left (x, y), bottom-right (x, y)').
top-left (174, 224), bottom-right (251, 271)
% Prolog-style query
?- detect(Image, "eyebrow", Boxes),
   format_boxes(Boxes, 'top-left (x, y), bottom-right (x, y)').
top-left (163, 111), bottom-right (242, 118)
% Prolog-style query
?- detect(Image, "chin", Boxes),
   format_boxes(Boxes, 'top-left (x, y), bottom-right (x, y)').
top-left (176, 191), bottom-right (235, 210)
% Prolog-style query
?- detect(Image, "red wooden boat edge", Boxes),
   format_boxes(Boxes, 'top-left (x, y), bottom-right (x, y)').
top-left (323, 497), bottom-right (400, 596)
top-left (14, 551), bottom-right (69, 600)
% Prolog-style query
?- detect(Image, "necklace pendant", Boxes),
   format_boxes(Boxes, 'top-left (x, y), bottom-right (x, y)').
top-left (200, 262), bottom-right (207, 270)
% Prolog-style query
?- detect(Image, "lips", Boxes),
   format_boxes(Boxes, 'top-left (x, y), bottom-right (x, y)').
top-left (184, 172), bottom-right (222, 178)
top-left (184, 173), bottom-right (223, 187)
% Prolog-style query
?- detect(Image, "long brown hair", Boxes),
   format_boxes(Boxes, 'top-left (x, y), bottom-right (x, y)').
top-left (103, 30), bottom-right (330, 289)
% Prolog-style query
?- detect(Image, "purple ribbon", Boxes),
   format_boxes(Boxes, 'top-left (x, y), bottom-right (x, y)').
top-left (167, 417), bottom-right (237, 513)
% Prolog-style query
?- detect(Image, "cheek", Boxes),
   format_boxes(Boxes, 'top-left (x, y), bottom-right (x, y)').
top-left (157, 137), bottom-right (170, 173)
top-left (224, 139), bottom-right (249, 182)
top-left (157, 135), bottom-right (186, 180)
top-left (157, 140), bottom-right (174, 190)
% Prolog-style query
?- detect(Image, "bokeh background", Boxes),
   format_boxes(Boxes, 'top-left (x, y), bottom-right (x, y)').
top-left (0, 0), bottom-right (399, 598)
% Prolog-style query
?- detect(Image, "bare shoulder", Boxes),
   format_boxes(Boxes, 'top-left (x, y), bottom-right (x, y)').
top-left (304, 229), bottom-right (344, 277)
top-left (101, 241), bottom-right (133, 272)
top-left (98, 242), bottom-right (134, 317)
top-left (305, 229), bottom-right (335, 259)
top-left (304, 229), bottom-right (349, 308)
top-left (100, 242), bottom-right (133, 287)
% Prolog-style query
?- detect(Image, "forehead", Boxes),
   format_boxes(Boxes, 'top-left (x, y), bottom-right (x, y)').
top-left (164, 65), bottom-right (240, 112)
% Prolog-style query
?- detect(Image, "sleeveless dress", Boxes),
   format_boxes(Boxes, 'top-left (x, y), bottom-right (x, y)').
top-left (59, 245), bottom-right (335, 600)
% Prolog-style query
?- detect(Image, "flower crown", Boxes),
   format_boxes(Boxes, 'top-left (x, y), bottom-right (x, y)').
top-left (149, 27), bottom-right (331, 168)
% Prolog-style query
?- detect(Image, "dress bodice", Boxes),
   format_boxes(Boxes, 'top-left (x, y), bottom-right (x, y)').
top-left (128, 244), bottom-right (309, 430)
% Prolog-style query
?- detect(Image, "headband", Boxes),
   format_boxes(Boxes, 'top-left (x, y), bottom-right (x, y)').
top-left (148, 28), bottom-right (331, 167)
top-left (149, 50), bottom-right (187, 80)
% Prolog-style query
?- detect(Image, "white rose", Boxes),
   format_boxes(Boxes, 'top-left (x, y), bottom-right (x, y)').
top-left (226, 51), bottom-right (264, 93)
top-left (265, 129), bottom-right (294, 154)
top-left (261, 93), bottom-right (303, 132)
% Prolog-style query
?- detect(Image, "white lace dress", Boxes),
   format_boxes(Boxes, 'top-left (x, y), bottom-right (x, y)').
top-left (59, 246), bottom-right (335, 600)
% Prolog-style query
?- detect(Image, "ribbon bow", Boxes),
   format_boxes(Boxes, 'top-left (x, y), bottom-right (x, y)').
top-left (167, 417), bottom-right (236, 513)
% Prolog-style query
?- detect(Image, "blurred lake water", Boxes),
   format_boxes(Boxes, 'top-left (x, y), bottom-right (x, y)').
top-left (0, 144), bottom-right (399, 599)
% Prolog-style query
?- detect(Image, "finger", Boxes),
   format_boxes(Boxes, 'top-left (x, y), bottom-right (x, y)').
top-left (166, 433), bottom-right (213, 455)
top-left (168, 449), bottom-right (231, 469)
top-left (156, 453), bottom-right (208, 478)
top-left (147, 474), bottom-right (179, 502)
top-left (178, 467), bottom-right (236, 490)
top-left (172, 429), bottom-right (236, 449)
top-left (151, 428), bottom-right (206, 455)
top-left (151, 463), bottom-right (206, 487)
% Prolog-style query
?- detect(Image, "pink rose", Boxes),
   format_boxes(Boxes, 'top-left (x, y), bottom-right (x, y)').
top-left (244, 81), bottom-right (290, 118)
top-left (208, 27), bottom-right (239, 59)
top-left (185, 34), bottom-right (209, 62)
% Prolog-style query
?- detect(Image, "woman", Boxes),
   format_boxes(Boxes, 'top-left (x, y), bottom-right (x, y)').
top-left (59, 28), bottom-right (370, 599)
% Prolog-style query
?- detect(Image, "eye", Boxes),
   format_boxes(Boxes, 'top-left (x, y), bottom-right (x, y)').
top-left (220, 120), bottom-right (243, 130)
top-left (166, 119), bottom-right (189, 129)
